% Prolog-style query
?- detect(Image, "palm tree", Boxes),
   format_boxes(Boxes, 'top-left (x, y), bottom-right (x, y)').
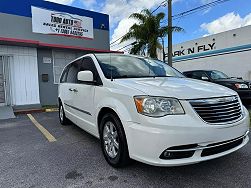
top-left (120, 9), bottom-right (183, 58)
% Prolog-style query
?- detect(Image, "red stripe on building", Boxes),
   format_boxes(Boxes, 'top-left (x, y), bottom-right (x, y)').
top-left (0, 37), bottom-right (123, 53)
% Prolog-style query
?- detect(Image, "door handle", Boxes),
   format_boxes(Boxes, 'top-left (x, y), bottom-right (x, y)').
top-left (69, 88), bottom-right (78, 92)
top-left (72, 89), bottom-right (78, 92)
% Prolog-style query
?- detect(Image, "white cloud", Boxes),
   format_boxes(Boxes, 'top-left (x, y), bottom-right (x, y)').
top-left (45, 0), bottom-right (74, 5)
top-left (201, 12), bottom-right (251, 36)
top-left (102, 0), bottom-right (171, 27)
top-left (110, 18), bottom-right (137, 51)
top-left (106, 0), bottom-right (181, 51)
top-left (81, 0), bottom-right (97, 9)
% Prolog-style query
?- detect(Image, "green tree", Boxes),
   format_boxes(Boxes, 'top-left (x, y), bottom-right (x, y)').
top-left (120, 9), bottom-right (183, 58)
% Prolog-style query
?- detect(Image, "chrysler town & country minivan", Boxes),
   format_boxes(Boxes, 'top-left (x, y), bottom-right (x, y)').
top-left (58, 54), bottom-right (249, 167)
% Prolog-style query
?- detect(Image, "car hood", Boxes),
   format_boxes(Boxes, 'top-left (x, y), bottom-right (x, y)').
top-left (115, 77), bottom-right (237, 100)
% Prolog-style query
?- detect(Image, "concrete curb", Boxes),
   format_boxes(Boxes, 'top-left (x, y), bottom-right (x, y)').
top-left (14, 109), bottom-right (44, 115)
top-left (14, 108), bottom-right (58, 114)
top-left (45, 108), bottom-right (59, 112)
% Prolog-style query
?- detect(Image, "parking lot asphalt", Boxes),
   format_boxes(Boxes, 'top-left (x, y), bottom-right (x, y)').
top-left (0, 112), bottom-right (250, 188)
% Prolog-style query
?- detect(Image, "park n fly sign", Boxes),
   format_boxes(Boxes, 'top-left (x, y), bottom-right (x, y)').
top-left (173, 43), bottom-right (216, 57)
top-left (31, 6), bottom-right (94, 39)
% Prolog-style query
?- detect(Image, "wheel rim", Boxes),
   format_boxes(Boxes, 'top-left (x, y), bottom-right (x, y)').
top-left (103, 121), bottom-right (119, 158)
top-left (60, 105), bottom-right (64, 122)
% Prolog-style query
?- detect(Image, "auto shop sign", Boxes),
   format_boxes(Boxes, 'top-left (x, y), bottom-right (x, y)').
top-left (31, 6), bottom-right (94, 39)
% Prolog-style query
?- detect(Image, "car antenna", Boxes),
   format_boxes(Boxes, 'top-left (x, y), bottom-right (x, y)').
top-left (110, 53), bottom-right (113, 81)
top-left (145, 45), bottom-right (155, 78)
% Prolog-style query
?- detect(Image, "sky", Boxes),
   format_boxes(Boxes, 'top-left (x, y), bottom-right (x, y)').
top-left (46, 0), bottom-right (251, 51)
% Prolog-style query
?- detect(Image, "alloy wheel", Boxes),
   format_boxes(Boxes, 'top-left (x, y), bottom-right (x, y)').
top-left (103, 121), bottom-right (119, 158)
top-left (60, 105), bottom-right (64, 122)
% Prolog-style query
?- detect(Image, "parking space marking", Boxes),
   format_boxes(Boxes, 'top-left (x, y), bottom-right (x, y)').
top-left (27, 114), bottom-right (57, 142)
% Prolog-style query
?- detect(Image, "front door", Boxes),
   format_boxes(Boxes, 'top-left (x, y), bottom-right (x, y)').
top-left (0, 56), bottom-right (6, 106)
top-left (72, 57), bottom-right (99, 136)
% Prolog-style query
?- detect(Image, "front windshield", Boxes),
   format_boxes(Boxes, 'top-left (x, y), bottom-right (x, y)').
top-left (95, 54), bottom-right (185, 79)
top-left (207, 70), bottom-right (229, 80)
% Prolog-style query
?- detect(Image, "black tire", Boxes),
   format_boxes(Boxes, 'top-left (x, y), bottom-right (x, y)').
top-left (59, 102), bottom-right (70, 125)
top-left (100, 113), bottom-right (131, 168)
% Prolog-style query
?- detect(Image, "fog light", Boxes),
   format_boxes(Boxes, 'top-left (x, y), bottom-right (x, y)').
top-left (163, 151), bottom-right (172, 158)
top-left (160, 149), bottom-right (195, 160)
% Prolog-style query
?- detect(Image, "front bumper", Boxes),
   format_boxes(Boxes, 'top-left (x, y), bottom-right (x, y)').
top-left (123, 101), bottom-right (250, 166)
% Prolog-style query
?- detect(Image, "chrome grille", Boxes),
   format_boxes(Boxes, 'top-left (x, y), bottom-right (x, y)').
top-left (189, 96), bottom-right (242, 124)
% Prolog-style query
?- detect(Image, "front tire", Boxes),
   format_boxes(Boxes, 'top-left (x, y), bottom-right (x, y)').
top-left (100, 113), bottom-right (130, 168)
top-left (59, 102), bottom-right (70, 125)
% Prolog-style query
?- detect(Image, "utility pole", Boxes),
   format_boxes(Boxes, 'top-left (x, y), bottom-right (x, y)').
top-left (167, 0), bottom-right (172, 67)
top-left (162, 38), bottom-right (165, 63)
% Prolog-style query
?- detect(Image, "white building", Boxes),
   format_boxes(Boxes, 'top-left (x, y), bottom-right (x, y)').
top-left (161, 25), bottom-right (251, 80)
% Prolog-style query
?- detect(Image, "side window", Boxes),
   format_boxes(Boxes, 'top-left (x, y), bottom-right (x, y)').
top-left (184, 73), bottom-right (193, 78)
top-left (78, 57), bottom-right (102, 85)
top-left (66, 60), bottom-right (80, 83)
top-left (192, 72), bottom-right (207, 80)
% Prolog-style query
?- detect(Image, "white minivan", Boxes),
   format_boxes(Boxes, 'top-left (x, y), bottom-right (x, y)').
top-left (58, 54), bottom-right (249, 167)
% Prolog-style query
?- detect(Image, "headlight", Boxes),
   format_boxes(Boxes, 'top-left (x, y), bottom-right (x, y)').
top-left (134, 96), bottom-right (185, 117)
top-left (235, 83), bottom-right (248, 89)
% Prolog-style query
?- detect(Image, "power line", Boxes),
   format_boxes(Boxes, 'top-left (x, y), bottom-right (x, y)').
top-left (160, 0), bottom-right (231, 24)
top-left (123, 47), bottom-right (132, 53)
top-left (173, 0), bottom-right (231, 19)
top-left (111, 0), bottom-right (231, 51)
top-left (151, 0), bottom-right (167, 14)
top-left (117, 41), bottom-right (137, 51)
top-left (110, 35), bottom-right (125, 46)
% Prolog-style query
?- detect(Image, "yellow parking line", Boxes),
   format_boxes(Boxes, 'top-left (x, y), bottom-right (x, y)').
top-left (27, 114), bottom-right (57, 142)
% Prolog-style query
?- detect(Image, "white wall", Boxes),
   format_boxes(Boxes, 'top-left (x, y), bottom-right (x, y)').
top-left (171, 25), bottom-right (251, 57)
top-left (0, 45), bottom-right (40, 106)
top-left (160, 25), bottom-right (251, 80)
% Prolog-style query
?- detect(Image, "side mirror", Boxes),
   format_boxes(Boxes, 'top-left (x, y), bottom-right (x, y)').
top-left (78, 71), bottom-right (93, 82)
top-left (201, 76), bottom-right (209, 81)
